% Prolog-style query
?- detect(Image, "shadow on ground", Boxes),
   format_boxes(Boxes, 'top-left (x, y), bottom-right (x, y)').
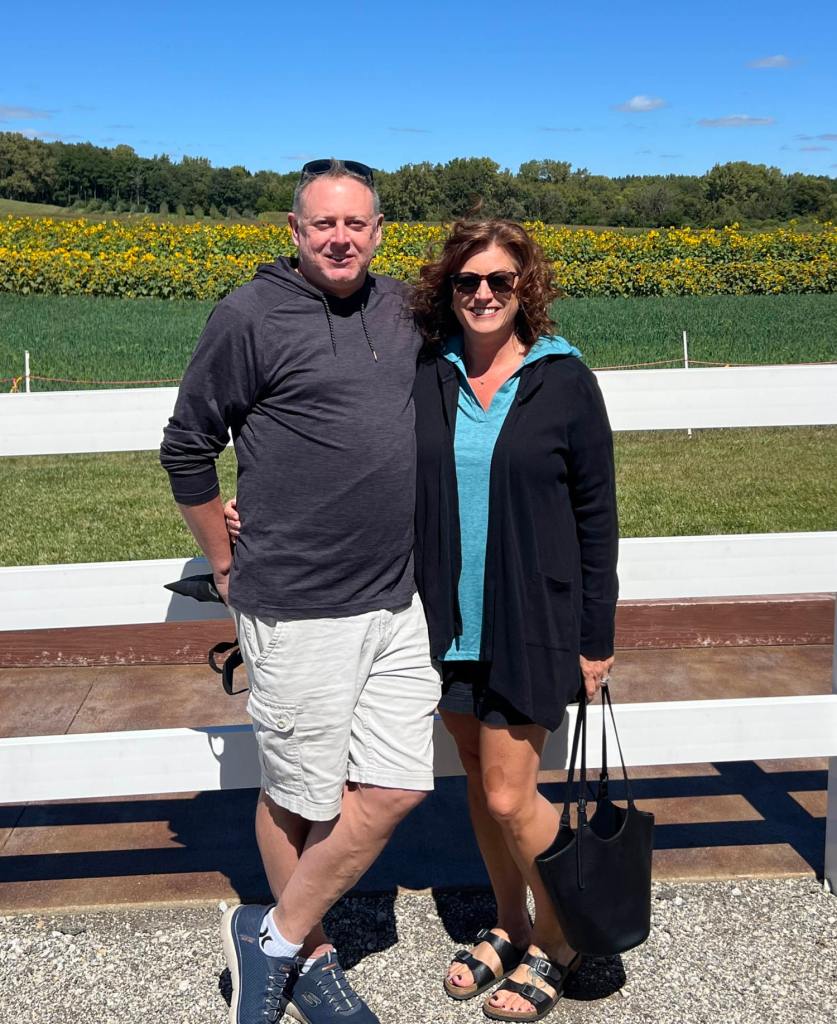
top-left (0, 762), bottom-right (826, 912)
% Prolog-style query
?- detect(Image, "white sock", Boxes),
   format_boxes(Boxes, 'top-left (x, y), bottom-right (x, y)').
top-left (258, 909), bottom-right (303, 959)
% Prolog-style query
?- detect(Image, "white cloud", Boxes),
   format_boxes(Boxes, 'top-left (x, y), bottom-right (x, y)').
top-left (0, 104), bottom-right (51, 121)
top-left (698, 114), bottom-right (775, 127)
top-left (612, 95), bottom-right (666, 113)
top-left (800, 145), bottom-right (830, 152)
top-left (747, 55), bottom-right (792, 69)
top-left (20, 128), bottom-right (77, 141)
top-left (388, 127), bottom-right (431, 134)
top-left (796, 133), bottom-right (837, 141)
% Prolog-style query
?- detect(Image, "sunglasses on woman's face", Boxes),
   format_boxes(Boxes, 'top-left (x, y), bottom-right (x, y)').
top-left (450, 271), bottom-right (519, 296)
top-left (300, 159), bottom-right (375, 184)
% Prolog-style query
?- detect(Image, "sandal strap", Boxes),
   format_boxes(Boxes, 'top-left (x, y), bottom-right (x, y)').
top-left (475, 928), bottom-right (527, 973)
top-left (450, 950), bottom-right (497, 989)
top-left (519, 951), bottom-right (578, 991)
top-left (492, 979), bottom-right (553, 1012)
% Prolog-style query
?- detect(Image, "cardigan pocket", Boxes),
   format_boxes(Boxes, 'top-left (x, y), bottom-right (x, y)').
top-left (523, 571), bottom-right (575, 650)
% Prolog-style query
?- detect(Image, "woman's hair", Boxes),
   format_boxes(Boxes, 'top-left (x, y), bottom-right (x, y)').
top-left (411, 219), bottom-right (559, 350)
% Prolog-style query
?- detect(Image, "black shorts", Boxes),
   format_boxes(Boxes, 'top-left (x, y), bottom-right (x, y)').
top-left (437, 660), bottom-right (534, 727)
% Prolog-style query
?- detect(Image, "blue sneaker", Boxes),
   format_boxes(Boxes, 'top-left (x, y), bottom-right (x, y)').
top-left (289, 951), bottom-right (380, 1023)
top-left (221, 904), bottom-right (300, 1023)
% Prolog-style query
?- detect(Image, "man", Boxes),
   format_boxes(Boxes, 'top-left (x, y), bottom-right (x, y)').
top-left (160, 160), bottom-right (440, 1024)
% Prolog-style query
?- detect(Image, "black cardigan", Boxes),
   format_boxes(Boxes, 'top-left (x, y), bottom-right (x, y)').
top-left (413, 352), bottom-right (619, 730)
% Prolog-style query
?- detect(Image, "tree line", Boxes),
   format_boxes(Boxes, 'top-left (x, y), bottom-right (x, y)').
top-left (1, 132), bottom-right (834, 227)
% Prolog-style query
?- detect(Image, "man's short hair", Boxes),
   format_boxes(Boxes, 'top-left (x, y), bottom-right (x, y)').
top-left (292, 159), bottom-right (381, 217)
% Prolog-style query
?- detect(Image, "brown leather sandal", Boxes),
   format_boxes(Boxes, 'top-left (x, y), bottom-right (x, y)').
top-left (444, 928), bottom-right (529, 1001)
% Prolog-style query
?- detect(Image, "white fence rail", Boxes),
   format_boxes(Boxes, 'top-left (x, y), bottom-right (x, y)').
top-left (1, 694), bottom-right (835, 891)
top-left (0, 697), bottom-right (833, 801)
top-left (3, 532), bottom-right (836, 632)
top-left (3, 364), bottom-right (836, 457)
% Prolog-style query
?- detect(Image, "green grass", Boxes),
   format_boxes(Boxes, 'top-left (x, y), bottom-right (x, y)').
top-left (3, 428), bottom-right (835, 566)
top-left (0, 198), bottom-right (71, 218)
top-left (555, 294), bottom-right (837, 368)
top-left (1, 292), bottom-right (834, 389)
top-left (0, 294), bottom-right (213, 387)
top-left (0, 197), bottom-right (279, 225)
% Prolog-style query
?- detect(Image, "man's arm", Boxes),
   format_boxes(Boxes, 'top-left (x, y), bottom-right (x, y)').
top-left (178, 497), bottom-right (234, 604)
top-left (160, 299), bottom-right (262, 605)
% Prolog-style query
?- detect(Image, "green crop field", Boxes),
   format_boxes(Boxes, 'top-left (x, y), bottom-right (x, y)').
top-left (1, 292), bottom-right (834, 389)
top-left (3, 427), bottom-right (835, 567)
top-left (0, 197), bottom-right (280, 225)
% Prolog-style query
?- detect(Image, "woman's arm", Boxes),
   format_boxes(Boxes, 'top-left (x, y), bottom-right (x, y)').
top-left (565, 368), bottom-right (620, 696)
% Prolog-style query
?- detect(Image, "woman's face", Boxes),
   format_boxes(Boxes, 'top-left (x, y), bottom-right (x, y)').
top-left (451, 243), bottom-right (520, 342)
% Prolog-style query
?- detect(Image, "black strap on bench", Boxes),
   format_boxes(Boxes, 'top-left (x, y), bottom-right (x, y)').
top-left (208, 641), bottom-right (246, 696)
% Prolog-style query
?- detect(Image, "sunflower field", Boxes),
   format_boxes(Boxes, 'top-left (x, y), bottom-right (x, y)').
top-left (0, 216), bottom-right (834, 300)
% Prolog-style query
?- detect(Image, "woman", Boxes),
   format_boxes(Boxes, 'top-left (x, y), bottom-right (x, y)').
top-left (225, 218), bottom-right (618, 1022)
top-left (410, 219), bottom-right (618, 1022)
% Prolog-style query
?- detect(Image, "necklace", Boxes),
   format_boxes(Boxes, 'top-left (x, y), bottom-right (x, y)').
top-left (466, 350), bottom-right (525, 387)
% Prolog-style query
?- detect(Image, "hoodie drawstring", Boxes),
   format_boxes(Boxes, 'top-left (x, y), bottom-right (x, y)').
top-left (321, 297), bottom-right (338, 358)
top-left (359, 305), bottom-right (378, 362)
top-left (321, 296), bottom-right (378, 362)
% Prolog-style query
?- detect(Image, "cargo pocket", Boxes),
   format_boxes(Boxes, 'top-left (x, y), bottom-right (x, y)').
top-left (238, 614), bottom-right (287, 669)
top-left (523, 571), bottom-right (575, 650)
top-left (247, 691), bottom-right (303, 796)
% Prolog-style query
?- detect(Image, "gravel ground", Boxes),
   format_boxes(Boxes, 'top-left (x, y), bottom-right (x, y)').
top-left (1, 878), bottom-right (835, 1024)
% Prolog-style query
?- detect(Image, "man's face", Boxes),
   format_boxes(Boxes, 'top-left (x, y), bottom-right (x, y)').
top-left (289, 177), bottom-right (383, 298)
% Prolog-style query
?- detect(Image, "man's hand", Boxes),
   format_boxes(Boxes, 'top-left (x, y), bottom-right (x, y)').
top-left (579, 654), bottom-right (614, 702)
top-left (224, 497), bottom-right (241, 542)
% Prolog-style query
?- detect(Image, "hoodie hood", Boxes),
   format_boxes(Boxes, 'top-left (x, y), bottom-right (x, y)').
top-left (524, 334), bottom-right (582, 362)
top-left (253, 256), bottom-right (378, 359)
top-left (441, 333), bottom-right (582, 366)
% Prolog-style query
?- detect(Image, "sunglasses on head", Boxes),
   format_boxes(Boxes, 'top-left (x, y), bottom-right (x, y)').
top-left (450, 271), bottom-right (519, 296)
top-left (300, 159), bottom-right (375, 184)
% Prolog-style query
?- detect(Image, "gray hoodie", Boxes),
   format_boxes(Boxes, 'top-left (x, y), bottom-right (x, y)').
top-left (160, 257), bottom-right (421, 619)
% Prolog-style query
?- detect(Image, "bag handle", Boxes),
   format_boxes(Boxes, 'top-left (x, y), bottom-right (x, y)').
top-left (560, 689), bottom-right (589, 889)
top-left (601, 683), bottom-right (634, 804)
top-left (559, 682), bottom-right (635, 890)
top-left (560, 687), bottom-right (585, 828)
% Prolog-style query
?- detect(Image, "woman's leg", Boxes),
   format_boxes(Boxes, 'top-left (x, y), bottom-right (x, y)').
top-left (479, 721), bottom-right (575, 1015)
top-left (440, 708), bottom-right (532, 988)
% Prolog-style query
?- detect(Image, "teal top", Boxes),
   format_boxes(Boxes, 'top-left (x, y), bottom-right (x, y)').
top-left (442, 334), bottom-right (582, 661)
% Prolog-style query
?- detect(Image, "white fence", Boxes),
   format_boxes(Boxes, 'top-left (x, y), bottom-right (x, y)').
top-left (2, 532), bottom-right (837, 631)
top-left (1, 365), bottom-right (835, 891)
top-left (1, 696), bottom-right (834, 798)
top-left (3, 364), bottom-right (836, 457)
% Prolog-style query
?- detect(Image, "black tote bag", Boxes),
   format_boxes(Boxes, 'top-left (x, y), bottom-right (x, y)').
top-left (535, 684), bottom-right (654, 956)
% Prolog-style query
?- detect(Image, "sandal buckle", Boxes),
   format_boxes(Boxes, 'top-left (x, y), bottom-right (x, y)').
top-left (533, 957), bottom-right (552, 978)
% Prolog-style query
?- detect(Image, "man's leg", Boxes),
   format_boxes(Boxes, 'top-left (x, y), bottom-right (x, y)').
top-left (227, 600), bottom-right (438, 1023)
top-left (268, 594), bottom-right (439, 942)
top-left (255, 790), bottom-right (329, 956)
top-left (271, 782), bottom-right (426, 943)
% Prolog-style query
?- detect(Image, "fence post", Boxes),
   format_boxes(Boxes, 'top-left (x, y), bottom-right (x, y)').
top-left (24, 350), bottom-right (31, 394)
top-left (682, 331), bottom-right (692, 438)
top-left (825, 596), bottom-right (837, 893)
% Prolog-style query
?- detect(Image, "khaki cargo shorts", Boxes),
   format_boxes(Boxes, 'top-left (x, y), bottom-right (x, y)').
top-left (233, 593), bottom-right (441, 821)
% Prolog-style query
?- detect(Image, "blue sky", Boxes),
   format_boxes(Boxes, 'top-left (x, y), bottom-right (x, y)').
top-left (3, 0), bottom-right (835, 178)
